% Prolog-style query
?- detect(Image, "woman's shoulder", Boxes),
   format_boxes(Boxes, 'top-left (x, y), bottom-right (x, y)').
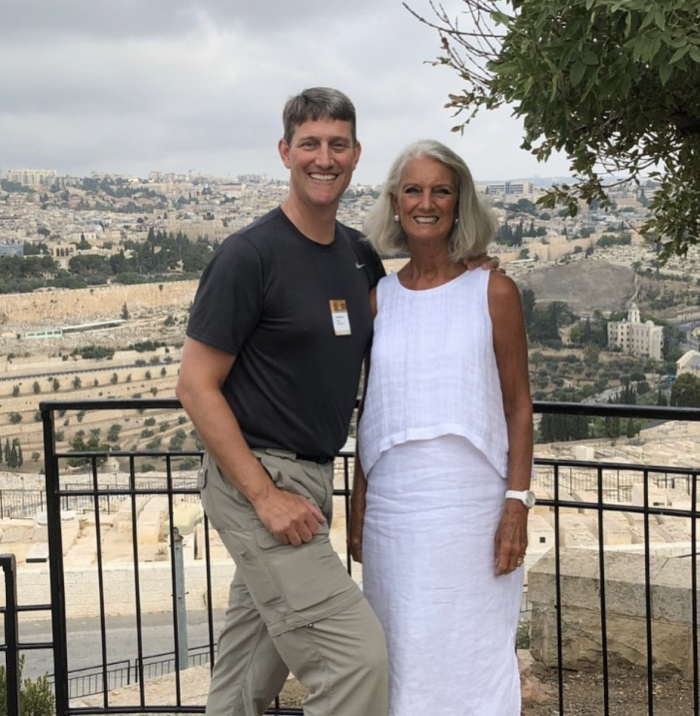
top-left (487, 269), bottom-right (519, 300)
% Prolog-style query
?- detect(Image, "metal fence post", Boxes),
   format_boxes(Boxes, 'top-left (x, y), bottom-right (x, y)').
top-left (1, 554), bottom-right (21, 716)
top-left (41, 403), bottom-right (70, 716)
top-left (172, 528), bottom-right (189, 670)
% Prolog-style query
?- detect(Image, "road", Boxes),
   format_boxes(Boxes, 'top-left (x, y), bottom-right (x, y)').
top-left (16, 608), bottom-right (225, 681)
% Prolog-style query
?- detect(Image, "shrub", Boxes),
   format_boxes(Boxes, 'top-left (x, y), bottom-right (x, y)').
top-left (0, 656), bottom-right (55, 716)
top-left (179, 457), bottom-right (199, 471)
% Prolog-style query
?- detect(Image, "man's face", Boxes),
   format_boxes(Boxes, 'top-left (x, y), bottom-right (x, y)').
top-left (279, 118), bottom-right (361, 210)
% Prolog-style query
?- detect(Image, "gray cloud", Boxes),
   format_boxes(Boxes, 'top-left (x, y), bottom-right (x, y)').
top-left (0, 1), bottom-right (571, 183)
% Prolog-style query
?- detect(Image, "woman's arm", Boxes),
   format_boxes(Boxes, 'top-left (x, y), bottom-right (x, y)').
top-left (348, 288), bottom-right (377, 564)
top-left (349, 431), bottom-right (368, 564)
top-left (488, 273), bottom-right (534, 576)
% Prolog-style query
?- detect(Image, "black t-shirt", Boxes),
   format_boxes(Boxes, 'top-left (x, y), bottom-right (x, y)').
top-left (186, 207), bottom-right (385, 457)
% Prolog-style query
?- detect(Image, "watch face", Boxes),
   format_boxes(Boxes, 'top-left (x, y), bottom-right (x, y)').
top-left (524, 491), bottom-right (536, 508)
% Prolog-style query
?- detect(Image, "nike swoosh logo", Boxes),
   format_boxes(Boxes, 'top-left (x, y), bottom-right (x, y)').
top-left (355, 262), bottom-right (365, 269)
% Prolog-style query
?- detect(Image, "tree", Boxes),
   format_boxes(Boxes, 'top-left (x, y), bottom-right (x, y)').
top-left (8, 440), bottom-right (18, 468)
top-left (521, 288), bottom-right (535, 327)
top-left (33, 381), bottom-right (41, 394)
top-left (670, 373), bottom-right (700, 407)
top-left (663, 324), bottom-right (687, 361)
top-left (538, 412), bottom-right (588, 442)
top-left (408, 0), bottom-right (700, 258)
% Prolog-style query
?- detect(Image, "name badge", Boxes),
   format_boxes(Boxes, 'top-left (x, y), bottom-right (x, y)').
top-left (329, 299), bottom-right (351, 336)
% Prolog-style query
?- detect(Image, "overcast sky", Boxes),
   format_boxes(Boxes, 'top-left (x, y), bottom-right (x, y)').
top-left (0, 0), bottom-right (572, 185)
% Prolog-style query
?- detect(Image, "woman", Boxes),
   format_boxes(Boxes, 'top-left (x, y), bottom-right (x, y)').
top-left (350, 139), bottom-right (533, 715)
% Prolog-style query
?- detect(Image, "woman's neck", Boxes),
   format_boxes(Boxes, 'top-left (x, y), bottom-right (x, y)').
top-left (398, 246), bottom-right (465, 290)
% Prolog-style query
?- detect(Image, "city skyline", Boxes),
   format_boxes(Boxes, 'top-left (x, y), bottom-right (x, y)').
top-left (2, 166), bottom-right (570, 188)
top-left (0, 1), bottom-right (572, 186)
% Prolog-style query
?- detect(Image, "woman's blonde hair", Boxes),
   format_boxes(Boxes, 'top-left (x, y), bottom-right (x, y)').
top-left (363, 139), bottom-right (497, 260)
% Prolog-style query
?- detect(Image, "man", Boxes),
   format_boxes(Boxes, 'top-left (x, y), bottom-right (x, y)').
top-left (177, 88), bottom-right (388, 716)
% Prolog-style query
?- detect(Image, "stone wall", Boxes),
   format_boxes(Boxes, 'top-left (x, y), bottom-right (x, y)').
top-left (0, 281), bottom-right (198, 333)
top-left (0, 558), bottom-right (234, 619)
top-left (529, 548), bottom-right (699, 679)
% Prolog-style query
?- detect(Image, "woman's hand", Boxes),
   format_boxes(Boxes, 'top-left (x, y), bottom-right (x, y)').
top-left (494, 501), bottom-right (529, 575)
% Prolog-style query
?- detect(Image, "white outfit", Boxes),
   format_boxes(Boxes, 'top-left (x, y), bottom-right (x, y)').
top-left (359, 270), bottom-right (523, 716)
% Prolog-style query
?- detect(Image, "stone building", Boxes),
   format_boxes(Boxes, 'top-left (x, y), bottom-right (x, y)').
top-left (607, 302), bottom-right (663, 360)
top-left (676, 349), bottom-right (700, 377)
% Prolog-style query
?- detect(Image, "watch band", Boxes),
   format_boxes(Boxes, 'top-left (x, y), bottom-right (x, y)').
top-left (505, 489), bottom-right (536, 508)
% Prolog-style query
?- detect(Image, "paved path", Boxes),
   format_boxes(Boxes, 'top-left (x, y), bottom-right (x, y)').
top-left (19, 609), bottom-right (225, 681)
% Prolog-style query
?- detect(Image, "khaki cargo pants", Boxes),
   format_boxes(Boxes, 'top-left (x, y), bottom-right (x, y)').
top-left (199, 449), bottom-right (388, 716)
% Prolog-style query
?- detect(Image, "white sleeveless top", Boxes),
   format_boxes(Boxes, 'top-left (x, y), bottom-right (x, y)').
top-left (358, 268), bottom-right (509, 477)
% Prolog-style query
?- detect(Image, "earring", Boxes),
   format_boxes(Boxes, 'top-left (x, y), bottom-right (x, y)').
top-left (454, 217), bottom-right (459, 226)
top-left (393, 214), bottom-right (399, 223)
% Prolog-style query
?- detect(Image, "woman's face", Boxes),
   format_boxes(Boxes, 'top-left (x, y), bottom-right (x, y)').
top-left (392, 156), bottom-right (458, 247)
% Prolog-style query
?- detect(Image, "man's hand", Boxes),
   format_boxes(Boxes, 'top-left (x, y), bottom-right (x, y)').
top-left (465, 254), bottom-right (504, 273)
top-left (254, 487), bottom-right (326, 547)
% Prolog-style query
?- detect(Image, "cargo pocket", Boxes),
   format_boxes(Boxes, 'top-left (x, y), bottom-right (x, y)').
top-left (224, 528), bottom-right (282, 607)
top-left (254, 523), bottom-right (356, 615)
top-left (196, 462), bottom-right (208, 490)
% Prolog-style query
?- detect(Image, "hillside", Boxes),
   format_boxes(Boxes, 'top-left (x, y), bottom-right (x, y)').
top-left (515, 260), bottom-right (636, 315)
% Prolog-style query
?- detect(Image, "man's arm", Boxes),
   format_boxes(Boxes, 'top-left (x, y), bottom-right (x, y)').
top-left (176, 337), bottom-right (325, 546)
top-left (465, 254), bottom-right (502, 271)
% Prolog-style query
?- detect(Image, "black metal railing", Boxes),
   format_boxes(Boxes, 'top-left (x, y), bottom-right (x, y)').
top-left (1, 399), bottom-right (699, 716)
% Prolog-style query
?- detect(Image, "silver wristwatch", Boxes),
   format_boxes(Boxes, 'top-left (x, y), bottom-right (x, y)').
top-left (505, 489), bottom-right (536, 509)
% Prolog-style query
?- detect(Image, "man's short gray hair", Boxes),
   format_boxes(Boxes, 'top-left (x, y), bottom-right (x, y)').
top-left (283, 87), bottom-right (357, 145)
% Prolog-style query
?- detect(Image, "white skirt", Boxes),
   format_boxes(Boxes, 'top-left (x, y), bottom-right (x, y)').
top-left (362, 434), bottom-right (523, 716)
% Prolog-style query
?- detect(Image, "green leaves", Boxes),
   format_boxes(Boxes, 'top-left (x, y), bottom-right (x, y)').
top-left (412, 0), bottom-right (700, 258)
top-left (570, 61), bottom-right (587, 86)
